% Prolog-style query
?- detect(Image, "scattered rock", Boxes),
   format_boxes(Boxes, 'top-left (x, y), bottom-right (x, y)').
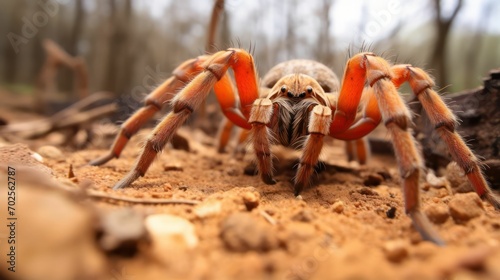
top-left (31, 152), bottom-right (44, 163)
top-left (449, 193), bottom-right (484, 223)
top-left (446, 163), bottom-right (473, 193)
top-left (37, 145), bottom-right (64, 160)
top-left (284, 222), bottom-right (316, 241)
top-left (426, 172), bottom-right (447, 188)
top-left (424, 203), bottom-right (449, 224)
top-left (363, 173), bottom-right (384, 186)
top-left (386, 207), bottom-right (397, 219)
top-left (291, 209), bottom-right (315, 222)
top-left (0, 144), bottom-right (53, 175)
top-left (383, 240), bottom-right (409, 262)
top-left (332, 201), bottom-right (345, 214)
top-left (163, 163), bottom-right (184, 172)
top-left (220, 212), bottom-right (278, 252)
top-left (352, 187), bottom-right (379, 196)
top-left (0, 166), bottom-right (106, 280)
top-left (98, 208), bottom-right (148, 256)
top-left (242, 191), bottom-right (260, 211)
top-left (145, 214), bottom-right (198, 249)
top-left (194, 201), bottom-right (222, 218)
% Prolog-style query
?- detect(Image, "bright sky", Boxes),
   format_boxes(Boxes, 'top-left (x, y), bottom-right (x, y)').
top-left (134, 0), bottom-right (499, 56)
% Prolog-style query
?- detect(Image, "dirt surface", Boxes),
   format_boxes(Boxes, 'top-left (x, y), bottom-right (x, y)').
top-left (1, 107), bottom-right (500, 280)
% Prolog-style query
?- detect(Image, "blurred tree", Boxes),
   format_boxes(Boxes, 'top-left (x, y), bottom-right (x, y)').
top-left (3, 0), bottom-right (27, 83)
top-left (431, 0), bottom-right (463, 87)
top-left (316, 0), bottom-right (333, 65)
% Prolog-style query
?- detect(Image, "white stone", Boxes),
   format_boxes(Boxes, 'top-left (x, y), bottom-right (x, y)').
top-left (145, 214), bottom-right (198, 249)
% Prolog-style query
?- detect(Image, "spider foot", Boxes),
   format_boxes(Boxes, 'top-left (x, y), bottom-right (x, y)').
top-left (484, 191), bottom-right (500, 210)
top-left (88, 152), bottom-right (116, 166)
top-left (409, 210), bottom-right (445, 246)
top-left (262, 173), bottom-right (277, 185)
top-left (293, 182), bottom-right (305, 197)
top-left (112, 170), bottom-right (141, 190)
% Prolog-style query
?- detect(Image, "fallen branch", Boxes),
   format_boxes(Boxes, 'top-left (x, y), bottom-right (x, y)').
top-left (87, 190), bottom-right (200, 205)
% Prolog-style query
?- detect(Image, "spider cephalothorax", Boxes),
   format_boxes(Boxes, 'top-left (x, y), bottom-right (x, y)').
top-left (90, 48), bottom-right (500, 245)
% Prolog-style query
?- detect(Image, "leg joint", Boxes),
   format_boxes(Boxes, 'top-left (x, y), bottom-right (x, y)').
top-left (384, 116), bottom-right (410, 130)
top-left (173, 101), bottom-right (194, 114)
top-left (435, 121), bottom-right (456, 132)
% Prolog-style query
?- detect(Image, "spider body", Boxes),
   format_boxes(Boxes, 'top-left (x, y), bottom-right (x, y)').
top-left (262, 60), bottom-right (337, 149)
top-left (90, 48), bottom-right (500, 245)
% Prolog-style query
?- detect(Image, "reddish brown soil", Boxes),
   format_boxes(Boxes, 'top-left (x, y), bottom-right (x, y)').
top-left (1, 105), bottom-right (500, 280)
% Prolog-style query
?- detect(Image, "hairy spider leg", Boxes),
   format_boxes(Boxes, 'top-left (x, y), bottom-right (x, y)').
top-left (333, 53), bottom-right (444, 245)
top-left (112, 49), bottom-right (259, 189)
top-left (89, 56), bottom-right (208, 166)
top-left (392, 64), bottom-right (500, 209)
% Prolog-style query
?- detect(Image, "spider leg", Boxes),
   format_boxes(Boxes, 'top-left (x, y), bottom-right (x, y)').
top-left (214, 73), bottom-right (253, 129)
top-left (249, 98), bottom-right (277, 185)
top-left (89, 57), bottom-right (206, 166)
top-left (217, 118), bottom-right (234, 153)
top-left (344, 53), bottom-right (444, 245)
top-left (344, 138), bottom-right (370, 165)
top-left (392, 65), bottom-right (500, 209)
top-left (332, 87), bottom-right (382, 140)
top-left (329, 54), bottom-right (369, 134)
top-left (295, 105), bottom-right (332, 195)
top-left (113, 49), bottom-right (259, 189)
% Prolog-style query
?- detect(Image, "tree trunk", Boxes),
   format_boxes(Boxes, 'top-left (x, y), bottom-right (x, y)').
top-left (431, 0), bottom-right (463, 87)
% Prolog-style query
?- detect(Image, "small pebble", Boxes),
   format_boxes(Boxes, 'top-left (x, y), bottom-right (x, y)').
top-left (386, 207), bottom-right (397, 219)
top-left (37, 145), bottom-right (64, 160)
top-left (449, 193), bottom-right (484, 223)
top-left (99, 208), bottom-right (146, 253)
top-left (163, 163), bottom-right (183, 172)
top-left (383, 240), bottom-right (409, 262)
top-left (242, 191), bottom-right (260, 211)
top-left (426, 172), bottom-right (449, 189)
top-left (31, 152), bottom-right (44, 163)
top-left (220, 212), bottom-right (278, 252)
top-left (145, 214), bottom-right (198, 249)
top-left (363, 173), bottom-right (384, 186)
top-left (332, 201), bottom-right (344, 214)
top-left (424, 203), bottom-right (449, 224)
top-left (291, 209), bottom-right (315, 223)
top-left (194, 202), bottom-right (222, 218)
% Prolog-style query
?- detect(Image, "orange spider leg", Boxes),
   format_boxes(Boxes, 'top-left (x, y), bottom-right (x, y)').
top-left (213, 73), bottom-right (252, 129)
top-left (332, 87), bottom-right (382, 141)
top-left (294, 105), bottom-right (332, 195)
top-left (329, 54), bottom-right (367, 134)
top-left (113, 49), bottom-right (259, 189)
top-left (249, 99), bottom-right (277, 185)
top-left (344, 138), bottom-right (370, 165)
top-left (89, 57), bottom-right (207, 166)
top-left (392, 65), bottom-right (500, 208)
top-left (217, 118), bottom-right (234, 153)
top-left (348, 53), bottom-right (444, 245)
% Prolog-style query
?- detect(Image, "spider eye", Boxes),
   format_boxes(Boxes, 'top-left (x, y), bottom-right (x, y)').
top-left (298, 92), bottom-right (306, 98)
top-left (281, 86), bottom-right (287, 93)
top-left (306, 86), bottom-right (313, 94)
top-left (287, 91), bottom-right (294, 98)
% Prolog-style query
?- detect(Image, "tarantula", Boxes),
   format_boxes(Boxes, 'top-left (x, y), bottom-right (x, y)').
top-left (90, 48), bottom-right (500, 245)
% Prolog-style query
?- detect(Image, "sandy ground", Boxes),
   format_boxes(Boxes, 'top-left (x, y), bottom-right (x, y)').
top-left (1, 108), bottom-right (500, 280)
